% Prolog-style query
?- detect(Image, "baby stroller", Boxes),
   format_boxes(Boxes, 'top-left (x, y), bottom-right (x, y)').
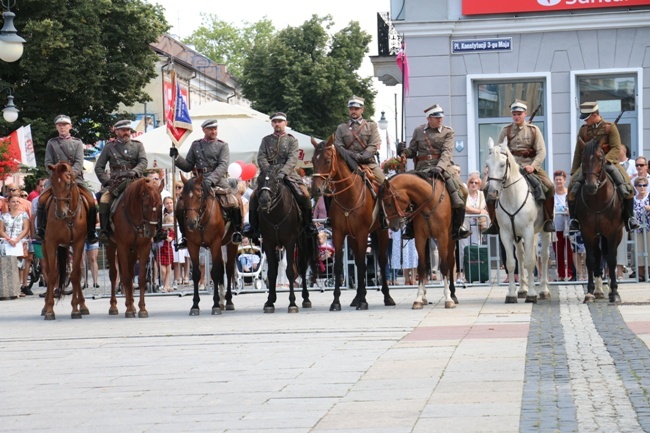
top-left (235, 241), bottom-right (266, 294)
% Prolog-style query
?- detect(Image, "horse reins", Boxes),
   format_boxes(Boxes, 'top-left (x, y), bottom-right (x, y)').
top-left (382, 177), bottom-right (442, 238)
top-left (51, 174), bottom-right (82, 244)
top-left (183, 183), bottom-right (220, 246)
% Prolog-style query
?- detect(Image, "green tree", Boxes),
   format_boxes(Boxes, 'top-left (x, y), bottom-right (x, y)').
top-left (241, 15), bottom-right (376, 138)
top-left (183, 14), bottom-right (275, 79)
top-left (0, 0), bottom-right (169, 163)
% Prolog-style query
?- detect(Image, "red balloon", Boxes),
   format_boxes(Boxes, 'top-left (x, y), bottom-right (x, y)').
top-left (241, 163), bottom-right (257, 181)
top-left (236, 160), bottom-right (246, 169)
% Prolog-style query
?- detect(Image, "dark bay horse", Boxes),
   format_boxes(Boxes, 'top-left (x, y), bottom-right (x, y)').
top-left (106, 177), bottom-right (163, 317)
top-left (178, 173), bottom-right (237, 315)
top-left (41, 162), bottom-right (89, 320)
top-left (255, 165), bottom-right (317, 313)
top-left (311, 136), bottom-right (395, 311)
top-left (576, 139), bottom-right (623, 303)
top-left (379, 173), bottom-right (457, 309)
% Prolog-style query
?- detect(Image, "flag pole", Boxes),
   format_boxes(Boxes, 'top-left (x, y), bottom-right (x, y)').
top-left (169, 69), bottom-right (180, 250)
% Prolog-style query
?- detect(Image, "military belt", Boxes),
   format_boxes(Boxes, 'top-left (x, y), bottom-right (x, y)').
top-left (511, 149), bottom-right (537, 158)
top-left (110, 164), bottom-right (136, 171)
top-left (418, 153), bottom-right (440, 161)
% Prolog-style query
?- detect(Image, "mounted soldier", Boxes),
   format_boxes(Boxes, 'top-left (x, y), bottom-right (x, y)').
top-left (36, 114), bottom-right (98, 244)
top-left (484, 100), bottom-right (556, 234)
top-left (244, 112), bottom-right (316, 240)
top-left (396, 104), bottom-right (470, 240)
top-left (567, 101), bottom-right (640, 231)
top-left (95, 119), bottom-right (149, 243)
top-left (169, 119), bottom-right (244, 248)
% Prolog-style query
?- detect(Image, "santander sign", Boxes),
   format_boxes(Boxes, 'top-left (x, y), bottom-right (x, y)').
top-left (463, 0), bottom-right (650, 16)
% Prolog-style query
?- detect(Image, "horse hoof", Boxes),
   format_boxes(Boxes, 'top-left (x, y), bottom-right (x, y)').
top-left (71, 312), bottom-right (82, 319)
top-left (412, 302), bottom-right (424, 310)
top-left (288, 306), bottom-right (299, 313)
top-left (595, 292), bottom-right (605, 300)
top-left (421, 298), bottom-right (428, 305)
top-left (264, 306), bottom-right (275, 313)
top-left (211, 307), bottom-right (222, 315)
top-left (41, 308), bottom-right (46, 316)
top-left (452, 295), bottom-right (459, 304)
top-left (44, 312), bottom-right (55, 321)
top-left (444, 300), bottom-right (456, 309)
top-left (505, 296), bottom-right (518, 304)
top-left (538, 292), bottom-right (550, 301)
top-left (138, 311), bottom-right (148, 318)
top-left (583, 294), bottom-right (595, 304)
top-left (384, 297), bottom-right (396, 306)
top-left (349, 300), bottom-right (359, 308)
top-left (81, 307), bottom-right (90, 315)
top-left (108, 308), bottom-right (118, 316)
top-left (525, 295), bottom-right (538, 304)
top-left (609, 294), bottom-right (621, 304)
top-left (226, 303), bottom-right (235, 311)
top-left (330, 303), bottom-right (341, 312)
top-left (302, 301), bottom-right (312, 308)
top-left (517, 291), bottom-right (527, 299)
top-left (125, 312), bottom-right (136, 318)
top-left (355, 302), bottom-right (369, 310)
top-left (189, 308), bottom-right (200, 316)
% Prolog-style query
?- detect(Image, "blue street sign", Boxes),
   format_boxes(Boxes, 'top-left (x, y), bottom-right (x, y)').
top-left (451, 38), bottom-right (512, 54)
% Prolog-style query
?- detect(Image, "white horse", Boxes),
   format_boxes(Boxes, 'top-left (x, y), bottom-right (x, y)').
top-left (484, 138), bottom-right (551, 303)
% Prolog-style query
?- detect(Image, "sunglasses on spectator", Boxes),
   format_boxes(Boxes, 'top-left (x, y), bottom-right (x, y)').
top-left (636, 164), bottom-right (647, 167)
top-left (637, 184), bottom-right (648, 187)
top-left (20, 193), bottom-right (28, 198)
top-left (468, 181), bottom-right (480, 184)
top-left (176, 185), bottom-right (183, 189)
top-left (9, 188), bottom-right (17, 192)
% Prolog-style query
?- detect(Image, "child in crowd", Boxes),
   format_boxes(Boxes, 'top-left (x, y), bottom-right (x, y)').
top-left (158, 213), bottom-right (175, 292)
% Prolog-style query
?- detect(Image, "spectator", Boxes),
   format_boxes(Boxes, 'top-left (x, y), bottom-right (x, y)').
top-left (237, 237), bottom-right (261, 273)
top-left (391, 227), bottom-right (418, 285)
top-left (633, 177), bottom-right (650, 281)
top-left (170, 186), bottom-right (190, 287)
top-left (157, 213), bottom-right (175, 292)
top-left (619, 144), bottom-right (636, 178)
top-left (0, 196), bottom-right (31, 296)
top-left (553, 170), bottom-right (573, 281)
top-left (2, 183), bottom-right (33, 291)
top-left (459, 171), bottom-right (488, 283)
top-left (313, 196), bottom-right (328, 227)
top-left (317, 231), bottom-right (335, 275)
top-left (633, 156), bottom-right (650, 192)
top-left (27, 178), bottom-right (46, 202)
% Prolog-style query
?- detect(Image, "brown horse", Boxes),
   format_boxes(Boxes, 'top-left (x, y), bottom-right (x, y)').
top-left (311, 136), bottom-right (395, 311)
top-left (179, 173), bottom-right (238, 315)
top-left (106, 177), bottom-right (163, 317)
top-left (41, 162), bottom-right (89, 320)
top-left (576, 139), bottom-right (624, 303)
top-left (379, 173), bottom-right (457, 309)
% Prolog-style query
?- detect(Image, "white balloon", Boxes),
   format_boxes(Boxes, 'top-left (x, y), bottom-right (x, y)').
top-left (228, 162), bottom-right (243, 178)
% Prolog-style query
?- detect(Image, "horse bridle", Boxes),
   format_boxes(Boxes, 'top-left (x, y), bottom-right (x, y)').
top-left (52, 174), bottom-right (81, 221)
top-left (486, 149), bottom-right (525, 191)
top-left (381, 178), bottom-right (440, 230)
top-left (582, 150), bottom-right (607, 190)
top-left (312, 143), bottom-right (358, 196)
top-left (124, 181), bottom-right (160, 238)
top-left (183, 182), bottom-right (216, 234)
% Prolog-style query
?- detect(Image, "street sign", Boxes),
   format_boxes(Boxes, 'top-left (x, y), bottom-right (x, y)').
top-left (451, 38), bottom-right (512, 54)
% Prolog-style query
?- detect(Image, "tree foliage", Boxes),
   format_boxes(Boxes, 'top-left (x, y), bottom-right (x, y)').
top-left (183, 14), bottom-right (275, 79)
top-left (240, 15), bottom-right (376, 138)
top-left (0, 0), bottom-right (169, 163)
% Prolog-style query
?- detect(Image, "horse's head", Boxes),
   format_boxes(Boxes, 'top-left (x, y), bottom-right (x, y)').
top-left (310, 135), bottom-right (336, 197)
top-left (581, 138), bottom-right (605, 196)
top-left (379, 179), bottom-right (407, 232)
top-left (484, 138), bottom-right (514, 201)
top-left (181, 174), bottom-right (207, 231)
top-left (256, 165), bottom-right (281, 212)
top-left (48, 162), bottom-right (76, 219)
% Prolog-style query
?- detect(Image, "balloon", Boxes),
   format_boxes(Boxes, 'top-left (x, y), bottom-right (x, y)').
top-left (241, 163), bottom-right (257, 181)
top-left (228, 162), bottom-right (243, 179)
top-left (236, 160), bottom-right (246, 169)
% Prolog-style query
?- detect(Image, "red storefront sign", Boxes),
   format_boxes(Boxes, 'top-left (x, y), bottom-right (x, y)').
top-left (463, 0), bottom-right (650, 16)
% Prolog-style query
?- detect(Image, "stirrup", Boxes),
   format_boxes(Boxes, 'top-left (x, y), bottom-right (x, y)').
top-left (569, 219), bottom-right (580, 231)
top-left (231, 232), bottom-right (243, 245)
top-left (402, 226), bottom-right (414, 240)
top-left (87, 231), bottom-right (99, 245)
top-left (626, 217), bottom-right (641, 231)
top-left (543, 220), bottom-right (556, 233)
top-left (98, 231), bottom-right (111, 244)
top-left (35, 228), bottom-right (45, 241)
top-left (482, 224), bottom-right (498, 235)
top-left (175, 238), bottom-right (188, 250)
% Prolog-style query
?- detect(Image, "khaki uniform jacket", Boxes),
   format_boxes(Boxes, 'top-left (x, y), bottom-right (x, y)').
top-left (497, 123), bottom-right (546, 170)
top-left (44, 136), bottom-right (85, 179)
top-left (570, 121), bottom-right (622, 176)
top-left (334, 119), bottom-right (384, 181)
top-left (406, 124), bottom-right (454, 172)
top-left (257, 132), bottom-right (300, 182)
top-left (175, 138), bottom-right (230, 189)
top-left (95, 138), bottom-right (148, 187)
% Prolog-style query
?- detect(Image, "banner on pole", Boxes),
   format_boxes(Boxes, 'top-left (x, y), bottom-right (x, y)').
top-left (165, 70), bottom-right (193, 147)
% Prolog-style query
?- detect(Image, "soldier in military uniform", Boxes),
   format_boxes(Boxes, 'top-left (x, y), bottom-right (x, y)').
top-left (483, 100), bottom-right (556, 234)
top-left (243, 112), bottom-right (316, 239)
top-left (396, 104), bottom-right (470, 240)
top-left (95, 119), bottom-right (148, 243)
top-left (36, 115), bottom-right (98, 243)
top-left (567, 101), bottom-right (640, 231)
top-left (169, 119), bottom-right (243, 248)
top-left (334, 95), bottom-right (385, 183)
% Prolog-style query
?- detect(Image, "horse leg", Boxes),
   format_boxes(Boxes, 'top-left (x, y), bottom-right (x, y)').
top-left (350, 237), bottom-right (368, 310)
top-left (330, 233), bottom-right (344, 311)
top-left (584, 240), bottom-right (597, 303)
top-left (298, 235), bottom-right (312, 309)
top-left (523, 232), bottom-right (538, 304)
top-left (42, 240), bottom-right (57, 320)
top-left (448, 238), bottom-right (458, 304)
top-left (118, 248), bottom-right (136, 318)
top-left (264, 246), bottom-right (279, 313)
top-left (136, 243), bottom-right (149, 318)
top-left (515, 241), bottom-right (529, 299)
top-left (210, 247), bottom-right (225, 315)
top-left (374, 231), bottom-right (395, 306)
top-left (188, 244), bottom-right (201, 315)
top-left (70, 244), bottom-right (85, 318)
top-left (538, 233), bottom-right (552, 301)
top-left (606, 236), bottom-right (621, 304)
top-left (412, 235), bottom-right (428, 310)
top-left (224, 243), bottom-right (237, 311)
top-left (593, 240), bottom-right (606, 300)
top-left (438, 234), bottom-right (456, 309)
top-left (107, 244), bottom-right (119, 315)
top-left (502, 234), bottom-right (519, 303)
top-left (286, 244), bottom-right (299, 313)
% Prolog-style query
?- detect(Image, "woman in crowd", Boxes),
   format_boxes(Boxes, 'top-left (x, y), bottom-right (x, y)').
top-left (553, 170), bottom-right (573, 281)
top-left (633, 176), bottom-right (650, 281)
top-left (0, 196), bottom-right (31, 296)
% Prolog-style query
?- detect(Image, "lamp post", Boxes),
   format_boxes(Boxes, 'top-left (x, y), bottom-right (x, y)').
top-left (0, 0), bottom-right (25, 63)
top-left (377, 111), bottom-right (390, 160)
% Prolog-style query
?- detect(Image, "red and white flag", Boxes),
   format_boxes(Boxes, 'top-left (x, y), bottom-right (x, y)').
top-left (165, 70), bottom-right (193, 147)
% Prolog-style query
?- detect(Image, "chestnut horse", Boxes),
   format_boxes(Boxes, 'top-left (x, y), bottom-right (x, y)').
top-left (255, 165), bottom-right (317, 313)
top-left (576, 139), bottom-right (624, 303)
top-left (178, 174), bottom-right (238, 315)
top-left (379, 173), bottom-right (457, 309)
top-left (311, 136), bottom-right (395, 311)
top-left (106, 177), bottom-right (163, 318)
top-left (41, 162), bottom-right (89, 320)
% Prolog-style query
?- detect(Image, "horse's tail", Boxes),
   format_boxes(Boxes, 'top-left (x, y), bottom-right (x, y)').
top-left (300, 232), bottom-right (320, 281)
top-left (57, 245), bottom-right (68, 296)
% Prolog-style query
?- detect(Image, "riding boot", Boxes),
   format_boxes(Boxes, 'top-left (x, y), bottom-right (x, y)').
top-left (542, 194), bottom-right (556, 233)
top-left (242, 194), bottom-right (259, 241)
top-left (35, 202), bottom-right (47, 240)
top-left (443, 174), bottom-right (465, 209)
top-left (452, 208), bottom-right (471, 241)
top-left (568, 199), bottom-right (580, 231)
top-left (98, 202), bottom-right (111, 244)
top-left (86, 205), bottom-right (99, 244)
top-left (229, 207), bottom-right (243, 245)
top-left (482, 200), bottom-right (499, 235)
top-left (624, 197), bottom-right (641, 231)
top-left (175, 207), bottom-right (187, 250)
top-left (298, 195), bottom-right (317, 237)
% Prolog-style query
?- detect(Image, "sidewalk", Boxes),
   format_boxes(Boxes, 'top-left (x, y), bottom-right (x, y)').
top-left (1, 281), bottom-right (650, 432)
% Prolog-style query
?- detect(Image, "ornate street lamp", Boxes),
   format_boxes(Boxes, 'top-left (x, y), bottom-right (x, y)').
top-left (2, 90), bottom-right (18, 122)
top-left (377, 111), bottom-right (388, 131)
top-left (0, 0), bottom-right (25, 63)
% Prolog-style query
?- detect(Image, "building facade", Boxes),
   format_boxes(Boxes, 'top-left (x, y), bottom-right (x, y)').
top-left (372, 0), bottom-right (650, 177)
